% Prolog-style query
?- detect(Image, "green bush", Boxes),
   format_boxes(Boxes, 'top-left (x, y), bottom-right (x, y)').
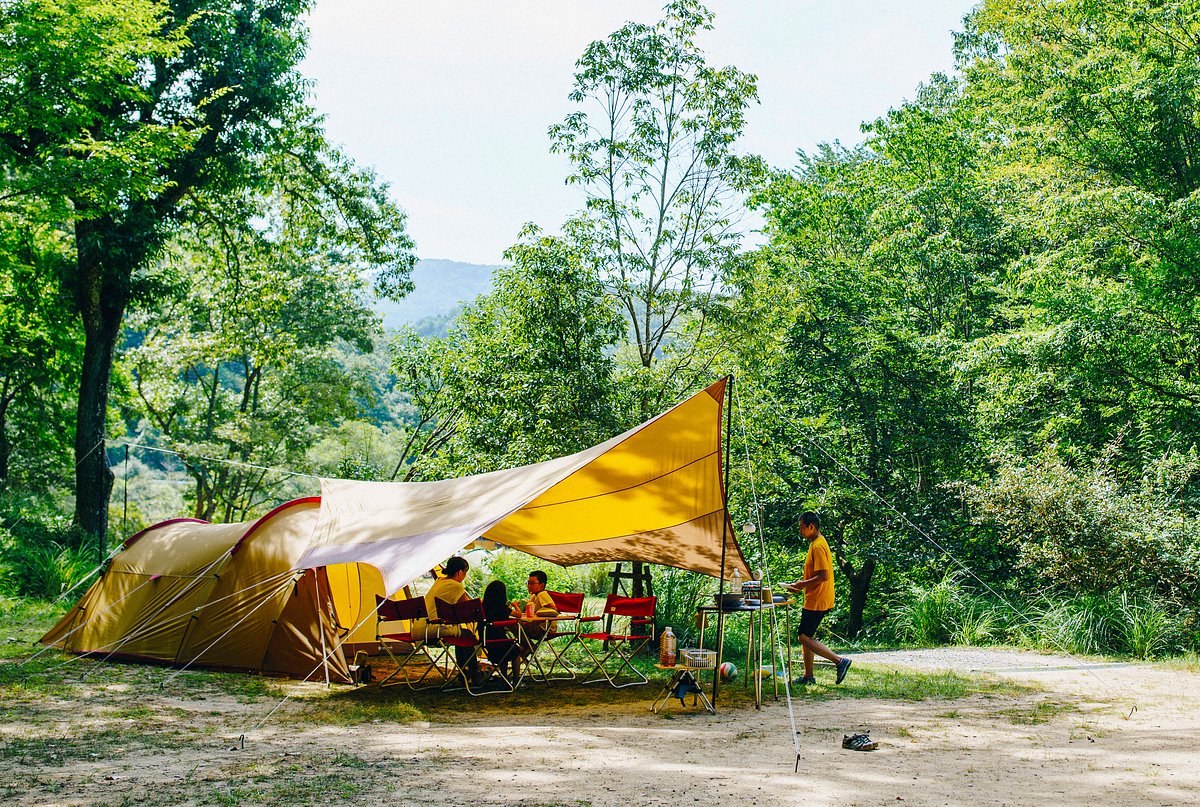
top-left (650, 565), bottom-right (713, 647)
top-left (962, 446), bottom-right (1200, 606)
top-left (892, 573), bottom-right (963, 645)
top-left (0, 520), bottom-right (99, 599)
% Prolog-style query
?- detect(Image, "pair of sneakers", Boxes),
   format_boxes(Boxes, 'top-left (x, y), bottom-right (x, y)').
top-left (842, 731), bottom-right (878, 751)
top-left (794, 657), bottom-right (853, 686)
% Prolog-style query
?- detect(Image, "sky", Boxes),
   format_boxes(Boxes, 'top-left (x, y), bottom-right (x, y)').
top-left (302, 1), bottom-right (978, 266)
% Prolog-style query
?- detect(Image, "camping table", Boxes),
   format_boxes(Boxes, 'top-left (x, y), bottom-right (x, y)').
top-left (651, 663), bottom-right (715, 714)
top-left (513, 615), bottom-right (559, 686)
top-left (694, 598), bottom-right (793, 709)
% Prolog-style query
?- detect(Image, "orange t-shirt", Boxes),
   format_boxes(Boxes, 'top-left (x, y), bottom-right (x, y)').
top-left (804, 534), bottom-right (835, 611)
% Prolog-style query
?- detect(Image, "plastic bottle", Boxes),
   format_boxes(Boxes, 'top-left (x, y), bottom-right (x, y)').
top-left (660, 626), bottom-right (677, 667)
top-left (731, 567), bottom-right (743, 596)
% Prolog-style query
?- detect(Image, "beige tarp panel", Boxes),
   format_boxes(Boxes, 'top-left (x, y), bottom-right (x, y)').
top-left (298, 379), bottom-right (750, 594)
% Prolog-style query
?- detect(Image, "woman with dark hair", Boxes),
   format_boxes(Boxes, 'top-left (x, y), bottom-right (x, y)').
top-left (482, 580), bottom-right (520, 683)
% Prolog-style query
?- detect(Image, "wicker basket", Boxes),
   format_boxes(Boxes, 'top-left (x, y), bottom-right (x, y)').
top-left (679, 648), bottom-right (716, 669)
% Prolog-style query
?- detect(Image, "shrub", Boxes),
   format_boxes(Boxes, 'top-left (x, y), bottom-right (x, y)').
top-left (892, 573), bottom-right (962, 645)
top-left (650, 565), bottom-right (712, 647)
top-left (0, 520), bottom-right (99, 599)
top-left (1120, 593), bottom-right (1174, 660)
top-left (961, 445), bottom-right (1200, 606)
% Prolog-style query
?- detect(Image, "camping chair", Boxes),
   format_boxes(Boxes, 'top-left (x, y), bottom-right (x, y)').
top-left (374, 595), bottom-right (449, 689)
top-left (578, 594), bottom-right (656, 688)
top-left (521, 591), bottom-right (585, 683)
top-left (436, 598), bottom-right (519, 696)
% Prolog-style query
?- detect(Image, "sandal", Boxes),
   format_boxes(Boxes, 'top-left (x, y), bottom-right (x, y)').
top-left (841, 731), bottom-right (879, 751)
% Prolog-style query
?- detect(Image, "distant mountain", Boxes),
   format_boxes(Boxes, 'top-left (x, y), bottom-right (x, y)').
top-left (372, 258), bottom-right (498, 331)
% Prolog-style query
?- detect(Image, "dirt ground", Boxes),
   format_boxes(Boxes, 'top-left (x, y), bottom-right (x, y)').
top-left (3, 646), bottom-right (1199, 806)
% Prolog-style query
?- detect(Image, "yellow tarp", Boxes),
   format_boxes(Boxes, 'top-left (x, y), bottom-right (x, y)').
top-left (298, 379), bottom-right (750, 594)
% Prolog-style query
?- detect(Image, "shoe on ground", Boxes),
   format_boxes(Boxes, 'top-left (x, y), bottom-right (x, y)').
top-left (842, 731), bottom-right (878, 751)
top-left (835, 657), bottom-right (852, 684)
top-left (793, 675), bottom-right (816, 686)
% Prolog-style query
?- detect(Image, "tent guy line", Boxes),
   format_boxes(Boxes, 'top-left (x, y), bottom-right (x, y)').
top-left (111, 439), bottom-right (322, 481)
top-left (733, 382), bottom-right (803, 767)
top-left (75, 552), bottom-right (235, 679)
top-left (757, 392), bottom-right (1134, 709)
top-left (158, 573), bottom-right (305, 690)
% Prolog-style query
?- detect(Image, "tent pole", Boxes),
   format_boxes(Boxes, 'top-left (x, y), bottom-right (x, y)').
top-left (313, 570), bottom-right (331, 687)
top-left (712, 374), bottom-right (734, 708)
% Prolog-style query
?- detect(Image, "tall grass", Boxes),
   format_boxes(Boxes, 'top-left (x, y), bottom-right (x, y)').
top-left (891, 572), bottom-right (995, 646)
top-left (887, 576), bottom-right (1189, 659)
top-left (1009, 592), bottom-right (1183, 659)
top-left (1120, 593), bottom-right (1173, 660)
top-left (0, 521), bottom-right (99, 599)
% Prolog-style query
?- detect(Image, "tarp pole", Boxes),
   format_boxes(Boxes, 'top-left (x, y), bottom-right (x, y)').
top-left (711, 374), bottom-right (733, 708)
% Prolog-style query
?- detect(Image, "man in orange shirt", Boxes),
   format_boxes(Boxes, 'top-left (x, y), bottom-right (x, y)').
top-left (783, 512), bottom-right (852, 686)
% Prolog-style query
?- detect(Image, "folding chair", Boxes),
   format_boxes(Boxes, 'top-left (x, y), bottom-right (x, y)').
top-left (579, 594), bottom-right (656, 688)
top-left (374, 595), bottom-right (449, 689)
top-left (436, 598), bottom-right (519, 696)
top-left (522, 591), bottom-right (584, 683)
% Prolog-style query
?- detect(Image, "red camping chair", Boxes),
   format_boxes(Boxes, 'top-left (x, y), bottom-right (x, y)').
top-left (579, 595), bottom-right (657, 688)
top-left (436, 598), bottom-right (520, 696)
top-left (522, 591), bottom-right (585, 683)
top-left (374, 595), bottom-right (449, 689)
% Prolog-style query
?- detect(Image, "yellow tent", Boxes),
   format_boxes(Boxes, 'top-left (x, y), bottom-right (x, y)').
top-left (41, 379), bottom-right (750, 680)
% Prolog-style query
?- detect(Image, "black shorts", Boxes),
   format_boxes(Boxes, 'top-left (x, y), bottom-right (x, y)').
top-left (797, 608), bottom-right (829, 638)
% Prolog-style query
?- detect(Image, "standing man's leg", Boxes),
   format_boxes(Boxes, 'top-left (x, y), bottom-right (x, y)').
top-left (795, 609), bottom-right (851, 684)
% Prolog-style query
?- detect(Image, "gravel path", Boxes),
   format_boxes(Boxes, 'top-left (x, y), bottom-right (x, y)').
top-left (851, 645), bottom-right (1134, 673)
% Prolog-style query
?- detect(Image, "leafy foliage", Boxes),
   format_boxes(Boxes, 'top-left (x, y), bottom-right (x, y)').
top-left (395, 225), bottom-right (623, 478)
top-left (551, 0), bottom-right (763, 415)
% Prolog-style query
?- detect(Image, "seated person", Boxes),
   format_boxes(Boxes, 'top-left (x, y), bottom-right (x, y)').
top-left (482, 580), bottom-right (520, 682)
top-left (510, 569), bottom-right (559, 654)
top-left (412, 556), bottom-right (481, 684)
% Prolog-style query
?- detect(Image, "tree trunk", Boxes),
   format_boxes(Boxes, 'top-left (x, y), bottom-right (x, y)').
top-left (73, 216), bottom-right (129, 545)
top-left (839, 556), bottom-right (876, 638)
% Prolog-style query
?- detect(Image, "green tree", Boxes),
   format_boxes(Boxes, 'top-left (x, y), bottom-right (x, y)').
top-left (123, 179), bottom-right (395, 521)
top-left (0, 213), bottom-right (81, 490)
top-left (0, 0), bottom-right (414, 539)
top-left (724, 75), bottom-right (1011, 635)
top-left (959, 0), bottom-right (1200, 464)
top-left (550, 0), bottom-right (761, 413)
top-left (396, 226), bottom-right (624, 479)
